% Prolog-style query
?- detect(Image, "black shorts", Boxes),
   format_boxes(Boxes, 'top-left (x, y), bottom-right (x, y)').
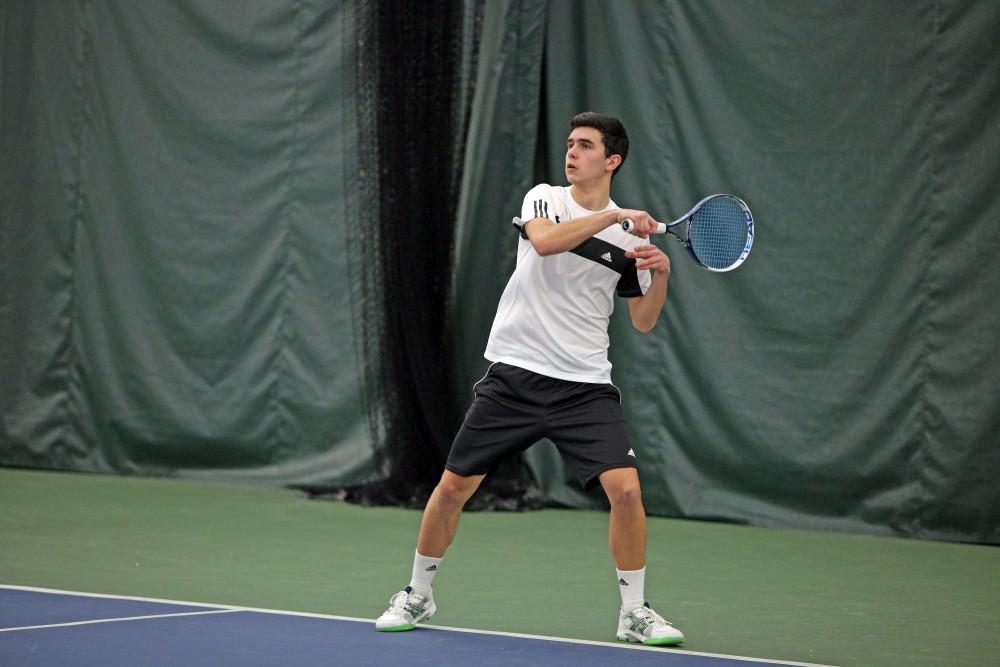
top-left (445, 362), bottom-right (637, 490)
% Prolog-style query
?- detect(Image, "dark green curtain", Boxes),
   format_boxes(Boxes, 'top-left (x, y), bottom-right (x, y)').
top-left (3, 0), bottom-right (998, 543)
top-left (452, 0), bottom-right (1000, 542)
top-left (1, 1), bottom-right (372, 485)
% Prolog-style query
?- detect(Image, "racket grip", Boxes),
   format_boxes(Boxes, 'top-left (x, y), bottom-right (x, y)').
top-left (621, 219), bottom-right (667, 234)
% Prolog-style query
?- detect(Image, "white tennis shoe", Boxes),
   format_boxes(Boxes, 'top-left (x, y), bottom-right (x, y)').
top-left (375, 586), bottom-right (436, 632)
top-left (617, 603), bottom-right (685, 645)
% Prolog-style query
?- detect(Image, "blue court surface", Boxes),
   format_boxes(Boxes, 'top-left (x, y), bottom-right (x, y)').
top-left (0, 586), bottom-right (836, 667)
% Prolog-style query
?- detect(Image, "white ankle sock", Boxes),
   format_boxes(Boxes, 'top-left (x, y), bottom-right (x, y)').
top-left (617, 567), bottom-right (646, 612)
top-left (409, 551), bottom-right (442, 596)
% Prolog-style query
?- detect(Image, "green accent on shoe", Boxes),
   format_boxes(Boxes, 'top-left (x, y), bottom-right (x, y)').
top-left (618, 633), bottom-right (684, 646)
top-left (376, 623), bottom-right (415, 632)
top-left (641, 635), bottom-right (684, 646)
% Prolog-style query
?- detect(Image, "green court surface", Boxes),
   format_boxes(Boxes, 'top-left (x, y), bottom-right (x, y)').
top-left (1, 468), bottom-right (996, 667)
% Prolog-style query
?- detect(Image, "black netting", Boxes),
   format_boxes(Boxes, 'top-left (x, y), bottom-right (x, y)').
top-left (298, 0), bottom-right (538, 511)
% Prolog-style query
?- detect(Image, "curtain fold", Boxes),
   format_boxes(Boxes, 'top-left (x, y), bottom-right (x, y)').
top-left (1, 1), bottom-right (372, 486)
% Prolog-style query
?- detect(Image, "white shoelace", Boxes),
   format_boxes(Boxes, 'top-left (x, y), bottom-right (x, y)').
top-left (388, 591), bottom-right (409, 615)
top-left (631, 606), bottom-right (672, 630)
top-left (388, 589), bottom-right (429, 619)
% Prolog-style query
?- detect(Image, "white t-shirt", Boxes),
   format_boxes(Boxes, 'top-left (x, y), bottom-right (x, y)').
top-left (483, 184), bottom-right (652, 383)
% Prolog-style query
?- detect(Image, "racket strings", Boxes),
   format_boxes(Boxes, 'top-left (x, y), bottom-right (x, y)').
top-left (688, 198), bottom-right (750, 270)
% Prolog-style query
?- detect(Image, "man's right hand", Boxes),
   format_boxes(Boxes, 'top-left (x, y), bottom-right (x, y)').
top-left (616, 209), bottom-right (660, 237)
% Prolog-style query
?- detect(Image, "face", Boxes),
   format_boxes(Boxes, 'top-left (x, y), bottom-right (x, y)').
top-left (565, 126), bottom-right (618, 185)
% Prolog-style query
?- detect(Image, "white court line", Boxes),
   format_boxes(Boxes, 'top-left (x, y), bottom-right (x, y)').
top-left (0, 609), bottom-right (240, 633)
top-left (414, 622), bottom-right (838, 667)
top-left (0, 585), bottom-right (838, 667)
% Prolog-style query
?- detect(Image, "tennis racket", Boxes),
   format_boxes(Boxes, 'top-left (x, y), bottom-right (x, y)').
top-left (622, 194), bottom-right (754, 272)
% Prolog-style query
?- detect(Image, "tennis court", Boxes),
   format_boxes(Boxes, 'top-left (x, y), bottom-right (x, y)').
top-left (2, 469), bottom-right (998, 666)
top-left (1, 586), bottom-right (834, 667)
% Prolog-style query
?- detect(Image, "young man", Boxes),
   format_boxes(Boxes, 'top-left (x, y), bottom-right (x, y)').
top-left (375, 112), bottom-right (684, 645)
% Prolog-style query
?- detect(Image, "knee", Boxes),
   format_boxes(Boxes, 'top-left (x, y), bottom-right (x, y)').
top-left (435, 473), bottom-right (479, 507)
top-left (607, 482), bottom-right (643, 509)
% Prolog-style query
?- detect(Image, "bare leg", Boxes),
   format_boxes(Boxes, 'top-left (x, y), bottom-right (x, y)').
top-left (600, 467), bottom-right (647, 570)
top-left (416, 470), bottom-right (486, 557)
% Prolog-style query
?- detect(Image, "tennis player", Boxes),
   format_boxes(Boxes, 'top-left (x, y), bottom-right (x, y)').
top-left (376, 112), bottom-right (684, 646)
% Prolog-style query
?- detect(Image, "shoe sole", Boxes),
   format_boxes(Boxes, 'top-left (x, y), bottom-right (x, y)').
top-left (377, 623), bottom-right (415, 632)
top-left (617, 634), bottom-right (684, 646)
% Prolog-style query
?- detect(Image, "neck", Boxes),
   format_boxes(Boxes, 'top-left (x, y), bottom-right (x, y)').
top-left (569, 181), bottom-right (612, 211)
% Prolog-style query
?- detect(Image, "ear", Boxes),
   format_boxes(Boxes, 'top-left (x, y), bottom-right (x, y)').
top-left (606, 154), bottom-right (622, 172)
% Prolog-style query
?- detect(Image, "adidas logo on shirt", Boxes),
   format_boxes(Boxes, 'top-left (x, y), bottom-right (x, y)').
top-left (627, 449), bottom-right (635, 457)
top-left (601, 252), bottom-right (612, 263)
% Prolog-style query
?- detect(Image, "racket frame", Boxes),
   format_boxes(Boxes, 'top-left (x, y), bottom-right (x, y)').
top-left (622, 193), bottom-right (754, 272)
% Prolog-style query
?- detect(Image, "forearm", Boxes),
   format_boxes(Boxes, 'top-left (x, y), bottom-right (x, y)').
top-left (630, 270), bottom-right (669, 333)
top-left (524, 210), bottom-right (620, 256)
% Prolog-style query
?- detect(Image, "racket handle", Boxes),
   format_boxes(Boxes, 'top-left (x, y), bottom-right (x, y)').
top-left (621, 219), bottom-right (667, 235)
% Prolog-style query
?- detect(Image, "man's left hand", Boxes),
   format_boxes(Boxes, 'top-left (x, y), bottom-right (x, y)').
top-left (625, 244), bottom-right (670, 273)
